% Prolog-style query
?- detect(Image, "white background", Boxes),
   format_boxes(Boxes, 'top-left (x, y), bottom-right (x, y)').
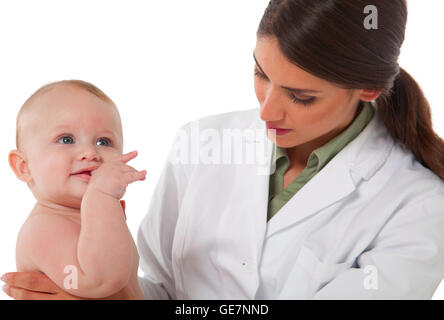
top-left (1, 0), bottom-right (443, 300)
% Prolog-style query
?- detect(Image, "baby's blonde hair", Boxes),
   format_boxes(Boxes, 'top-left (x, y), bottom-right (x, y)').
top-left (16, 80), bottom-right (117, 150)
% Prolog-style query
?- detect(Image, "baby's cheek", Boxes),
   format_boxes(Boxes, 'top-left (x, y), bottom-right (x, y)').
top-left (32, 158), bottom-right (66, 186)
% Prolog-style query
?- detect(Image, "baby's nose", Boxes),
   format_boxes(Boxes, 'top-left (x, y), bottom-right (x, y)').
top-left (79, 147), bottom-right (102, 162)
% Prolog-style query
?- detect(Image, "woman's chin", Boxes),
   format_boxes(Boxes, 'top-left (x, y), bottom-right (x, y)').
top-left (270, 136), bottom-right (299, 149)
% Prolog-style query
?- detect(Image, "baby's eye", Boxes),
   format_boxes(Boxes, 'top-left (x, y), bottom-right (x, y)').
top-left (57, 135), bottom-right (75, 144)
top-left (96, 137), bottom-right (111, 147)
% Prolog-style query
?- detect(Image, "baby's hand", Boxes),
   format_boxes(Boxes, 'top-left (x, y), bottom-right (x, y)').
top-left (87, 151), bottom-right (146, 200)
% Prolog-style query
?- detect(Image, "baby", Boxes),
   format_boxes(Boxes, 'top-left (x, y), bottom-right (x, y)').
top-left (8, 80), bottom-right (146, 299)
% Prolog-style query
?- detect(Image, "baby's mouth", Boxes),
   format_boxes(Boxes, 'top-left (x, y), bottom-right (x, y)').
top-left (71, 171), bottom-right (92, 181)
top-left (73, 170), bottom-right (92, 176)
top-left (71, 166), bottom-right (99, 181)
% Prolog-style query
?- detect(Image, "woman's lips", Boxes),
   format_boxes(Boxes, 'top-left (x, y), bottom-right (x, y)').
top-left (266, 123), bottom-right (292, 136)
top-left (272, 128), bottom-right (292, 136)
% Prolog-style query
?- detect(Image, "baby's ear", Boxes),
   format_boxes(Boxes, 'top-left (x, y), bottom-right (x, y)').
top-left (8, 150), bottom-right (32, 183)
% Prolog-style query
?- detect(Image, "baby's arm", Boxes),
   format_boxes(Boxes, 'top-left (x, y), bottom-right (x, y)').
top-left (77, 191), bottom-right (134, 296)
top-left (76, 151), bottom-right (146, 297)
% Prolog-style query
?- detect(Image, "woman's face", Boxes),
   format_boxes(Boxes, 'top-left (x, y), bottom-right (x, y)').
top-left (253, 36), bottom-right (375, 156)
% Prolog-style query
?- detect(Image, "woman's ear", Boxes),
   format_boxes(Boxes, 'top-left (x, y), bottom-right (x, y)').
top-left (359, 89), bottom-right (383, 102)
top-left (8, 150), bottom-right (32, 183)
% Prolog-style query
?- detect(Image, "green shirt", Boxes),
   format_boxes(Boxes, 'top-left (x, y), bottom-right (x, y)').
top-left (267, 101), bottom-right (375, 221)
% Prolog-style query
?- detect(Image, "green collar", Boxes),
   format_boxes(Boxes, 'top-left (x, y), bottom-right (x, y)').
top-left (273, 101), bottom-right (375, 174)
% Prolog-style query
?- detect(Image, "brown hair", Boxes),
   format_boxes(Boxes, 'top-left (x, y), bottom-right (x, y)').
top-left (257, 0), bottom-right (444, 180)
top-left (16, 80), bottom-right (117, 150)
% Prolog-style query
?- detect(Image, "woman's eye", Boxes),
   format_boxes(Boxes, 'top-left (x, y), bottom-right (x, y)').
top-left (254, 66), bottom-right (316, 107)
top-left (96, 137), bottom-right (111, 146)
top-left (289, 93), bottom-right (315, 107)
top-left (254, 69), bottom-right (268, 80)
top-left (57, 135), bottom-right (74, 144)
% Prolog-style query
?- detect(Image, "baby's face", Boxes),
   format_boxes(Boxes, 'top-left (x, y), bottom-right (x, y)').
top-left (20, 85), bottom-right (123, 209)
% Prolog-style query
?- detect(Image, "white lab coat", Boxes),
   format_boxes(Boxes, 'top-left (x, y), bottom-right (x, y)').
top-left (137, 105), bottom-right (444, 300)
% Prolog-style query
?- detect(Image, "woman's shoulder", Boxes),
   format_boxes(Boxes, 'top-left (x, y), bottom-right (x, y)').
top-left (382, 140), bottom-right (444, 200)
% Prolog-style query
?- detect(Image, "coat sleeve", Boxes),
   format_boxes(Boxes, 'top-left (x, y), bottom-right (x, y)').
top-left (312, 193), bottom-right (444, 300)
top-left (136, 126), bottom-right (190, 300)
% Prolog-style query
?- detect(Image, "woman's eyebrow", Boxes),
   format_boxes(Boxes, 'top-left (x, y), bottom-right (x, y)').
top-left (253, 52), bottom-right (320, 94)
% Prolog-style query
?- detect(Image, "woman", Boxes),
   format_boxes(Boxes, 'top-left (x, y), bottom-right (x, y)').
top-left (3, 0), bottom-right (444, 299)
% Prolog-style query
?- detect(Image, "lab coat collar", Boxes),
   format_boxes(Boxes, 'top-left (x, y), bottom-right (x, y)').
top-left (246, 104), bottom-right (395, 238)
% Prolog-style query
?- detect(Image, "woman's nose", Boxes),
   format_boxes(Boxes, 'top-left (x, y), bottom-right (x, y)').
top-left (259, 88), bottom-right (285, 122)
top-left (78, 146), bottom-right (102, 162)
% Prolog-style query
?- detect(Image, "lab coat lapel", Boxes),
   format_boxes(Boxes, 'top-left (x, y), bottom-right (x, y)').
top-left (266, 146), bottom-right (356, 238)
top-left (260, 104), bottom-right (395, 239)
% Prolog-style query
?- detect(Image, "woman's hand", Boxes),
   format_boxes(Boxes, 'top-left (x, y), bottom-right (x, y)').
top-left (1, 272), bottom-right (136, 300)
top-left (1, 272), bottom-right (80, 300)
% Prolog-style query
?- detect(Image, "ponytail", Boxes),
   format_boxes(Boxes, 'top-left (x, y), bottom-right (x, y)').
top-left (376, 68), bottom-right (444, 181)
